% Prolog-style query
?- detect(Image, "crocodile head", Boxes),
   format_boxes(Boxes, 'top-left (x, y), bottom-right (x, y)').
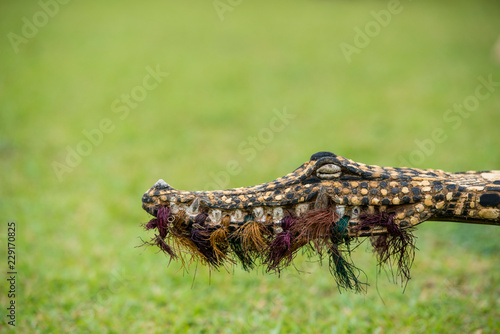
top-left (141, 151), bottom-right (500, 290)
top-left (142, 151), bottom-right (500, 237)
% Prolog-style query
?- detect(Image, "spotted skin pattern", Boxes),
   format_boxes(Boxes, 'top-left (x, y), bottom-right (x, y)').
top-left (142, 152), bottom-right (500, 237)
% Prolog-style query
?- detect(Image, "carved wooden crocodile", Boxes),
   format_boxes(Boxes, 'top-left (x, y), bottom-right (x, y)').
top-left (140, 151), bottom-right (500, 291)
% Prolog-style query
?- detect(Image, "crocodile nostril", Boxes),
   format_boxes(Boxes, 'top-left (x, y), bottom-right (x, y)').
top-left (154, 179), bottom-right (172, 190)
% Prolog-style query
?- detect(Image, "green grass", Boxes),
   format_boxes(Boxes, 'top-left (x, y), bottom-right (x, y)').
top-left (1, 0), bottom-right (500, 332)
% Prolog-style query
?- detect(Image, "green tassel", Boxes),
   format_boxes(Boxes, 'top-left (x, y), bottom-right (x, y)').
top-left (329, 247), bottom-right (365, 293)
top-left (228, 234), bottom-right (255, 271)
top-left (331, 215), bottom-right (350, 243)
top-left (328, 215), bottom-right (366, 292)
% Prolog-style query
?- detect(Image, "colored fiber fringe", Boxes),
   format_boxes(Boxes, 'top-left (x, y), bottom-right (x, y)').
top-left (141, 207), bottom-right (220, 269)
top-left (143, 207), bottom-right (421, 293)
top-left (227, 215), bottom-right (272, 271)
top-left (228, 234), bottom-right (255, 271)
top-left (356, 213), bottom-right (417, 288)
top-left (236, 216), bottom-right (272, 255)
top-left (190, 222), bottom-right (219, 268)
top-left (142, 207), bottom-right (177, 259)
top-left (292, 208), bottom-right (340, 254)
top-left (209, 216), bottom-right (235, 267)
top-left (328, 216), bottom-right (366, 292)
top-left (291, 209), bottom-right (366, 292)
top-left (328, 248), bottom-right (365, 293)
top-left (329, 216), bottom-right (366, 292)
top-left (265, 216), bottom-right (297, 274)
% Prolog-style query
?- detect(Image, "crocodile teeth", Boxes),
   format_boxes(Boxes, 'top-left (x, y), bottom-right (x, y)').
top-left (232, 209), bottom-right (244, 222)
top-left (296, 203), bottom-right (310, 216)
top-left (253, 207), bottom-right (264, 219)
top-left (273, 207), bottom-right (284, 221)
top-left (188, 198), bottom-right (200, 214)
top-left (315, 186), bottom-right (329, 209)
top-left (210, 209), bottom-right (222, 222)
top-left (336, 205), bottom-right (345, 217)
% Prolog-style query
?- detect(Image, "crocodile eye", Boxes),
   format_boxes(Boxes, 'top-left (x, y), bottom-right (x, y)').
top-left (316, 164), bottom-right (341, 179)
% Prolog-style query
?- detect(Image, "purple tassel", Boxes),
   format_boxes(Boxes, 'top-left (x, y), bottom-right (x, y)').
top-left (141, 206), bottom-right (178, 259)
top-left (143, 206), bottom-right (171, 231)
top-left (190, 226), bottom-right (219, 268)
top-left (266, 216), bottom-right (296, 274)
top-left (144, 218), bottom-right (158, 230)
top-left (157, 206), bottom-right (172, 238)
top-left (154, 235), bottom-right (177, 259)
top-left (194, 212), bottom-right (208, 226)
top-left (157, 206), bottom-right (171, 222)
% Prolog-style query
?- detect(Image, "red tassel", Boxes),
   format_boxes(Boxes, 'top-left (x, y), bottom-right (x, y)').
top-left (356, 213), bottom-right (417, 288)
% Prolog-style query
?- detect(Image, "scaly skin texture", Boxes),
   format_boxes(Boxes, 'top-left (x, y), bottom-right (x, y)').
top-left (142, 151), bottom-right (500, 237)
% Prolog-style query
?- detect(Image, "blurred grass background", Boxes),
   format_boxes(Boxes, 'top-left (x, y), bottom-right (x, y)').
top-left (1, 0), bottom-right (500, 332)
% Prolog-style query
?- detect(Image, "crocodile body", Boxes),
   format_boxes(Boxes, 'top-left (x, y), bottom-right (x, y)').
top-left (142, 151), bottom-right (500, 236)
top-left (141, 151), bottom-right (500, 290)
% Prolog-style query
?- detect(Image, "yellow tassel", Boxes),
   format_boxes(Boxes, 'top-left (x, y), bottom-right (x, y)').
top-left (209, 228), bottom-right (235, 265)
top-left (236, 220), bottom-right (271, 255)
